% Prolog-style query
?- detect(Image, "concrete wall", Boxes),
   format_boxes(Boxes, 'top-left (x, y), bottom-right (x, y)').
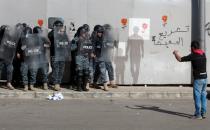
top-left (0, 0), bottom-right (47, 26)
top-left (0, 0), bottom-right (193, 85)
top-left (47, 0), bottom-right (192, 85)
top-left (206, 0), bottom-right (210, 82)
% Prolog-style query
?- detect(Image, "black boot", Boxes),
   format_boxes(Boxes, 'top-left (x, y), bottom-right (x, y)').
top-left (82, 76), bottom-right (89, 91)
top-left (77, 76), bottom-right (83, 92)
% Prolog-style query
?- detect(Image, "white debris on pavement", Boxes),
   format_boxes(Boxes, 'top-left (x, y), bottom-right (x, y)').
top-left (47, 92), bottom-right (64, 100)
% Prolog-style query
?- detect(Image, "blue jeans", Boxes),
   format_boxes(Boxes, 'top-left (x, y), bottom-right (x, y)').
top-left (193, 79), bottom-right (207, 117)
top-left (104, 62), bottom-right (114, 81)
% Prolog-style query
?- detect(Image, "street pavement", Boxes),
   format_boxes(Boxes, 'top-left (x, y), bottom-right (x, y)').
top-left (0, 99), bottom-right (209, 130)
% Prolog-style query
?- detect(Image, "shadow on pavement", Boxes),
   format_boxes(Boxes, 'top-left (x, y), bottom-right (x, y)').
top-left (126, 105), bottom-right (193, 119)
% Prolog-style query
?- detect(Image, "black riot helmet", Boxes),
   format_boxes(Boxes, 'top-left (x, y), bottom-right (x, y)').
top-left (15, 23), bottom-right (24, 32)
top-left (0, 25), bottom-right (7, 42)
top-left (0, 25), bottom-right (7, 36)
top-left (96, 25), bottom-right (104, 33)
top-left (33, 26), bottom-right (42, 34)
top-left (74, 26), bottom-right (83, 38)
top-left (103, 24), bottom-right (112, 30)
top-left (0, 25), bottom-right (7, 30)
top-left (22, 23), bottom-right (27, 28)
top-left (83, 24), bottom-right (90, 32)
top-left (53, 20), bottom-right (64, 27)
top-left (80, 28), bottom-right (87, 36)
top-left (16, 23), bottom-right (23, 28)
top-left (93, 25), bottom-right (101, 32)
top-left (23, 26), bottom-right (32, 36)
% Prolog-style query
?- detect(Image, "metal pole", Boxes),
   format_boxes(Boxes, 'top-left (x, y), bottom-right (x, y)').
top-left (191, 0), bottom-right (206, 50)
top-left (191, 0), bottom-right (206, 84)
top-left (199, 0), bottom-right (206, 50)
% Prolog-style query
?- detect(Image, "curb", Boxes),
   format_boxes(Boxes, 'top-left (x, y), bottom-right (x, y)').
top-left (0, 91), bottom-right (193, 100)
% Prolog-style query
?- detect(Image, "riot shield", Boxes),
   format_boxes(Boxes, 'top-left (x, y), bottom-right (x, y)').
top-left (39, 27), bottom-right (51, 64)
top-left (99, 25), bottom-right (119, 62)
top-left (21, 34), bottom-right (44, 68)
top-left (103, 25), bottom-right (119, 47)
top-left (39, 27), bottom-right (49, 39)
top-left (0, 25), bottom-right (23, 63)
top-left (53, 26), bottom-right (71, 62)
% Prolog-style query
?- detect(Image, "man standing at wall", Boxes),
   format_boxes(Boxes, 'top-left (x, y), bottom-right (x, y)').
top-left (173, 40), bottom-right (207, 119)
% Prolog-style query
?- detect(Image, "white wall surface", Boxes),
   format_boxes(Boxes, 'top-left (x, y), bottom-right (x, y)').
top-left (0, 0), bottom-right (193, 84)
top-left (206, 0), bottom-right (210, 83)
top-left (0, 0), bottom-right (47, 26)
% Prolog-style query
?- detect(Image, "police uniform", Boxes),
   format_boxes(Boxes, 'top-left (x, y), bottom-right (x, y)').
top-left (74, 30), bottom-right (93, 91)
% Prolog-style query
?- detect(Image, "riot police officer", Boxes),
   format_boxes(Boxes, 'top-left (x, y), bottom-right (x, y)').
top-left (48, 20), bottom-right (71, 91)
top-left (102, 24), bottom-right (118, 88)
top-left (73, 28), bottom-right (94, 91)
top-left (0, 24), bottom-right (23, 90)
top-left (33, 26), bottom-right (50, 90)
top-left (20, 26), bottom-right (44, 91)
top-left (93, 24), bottom-right (118, 91)
top-left (70, 26), bottom-right (84, 90)
top-left (92, 25), bottom-right (110, 91)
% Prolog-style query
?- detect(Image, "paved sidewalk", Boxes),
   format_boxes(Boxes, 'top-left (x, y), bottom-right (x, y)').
top-left (0, 85), bottom-right (210, 99)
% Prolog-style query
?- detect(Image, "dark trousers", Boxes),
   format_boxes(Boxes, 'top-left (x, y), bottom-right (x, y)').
top-left (76, 55), bottom-right (90, 90)
top-left (39, 63), bottom-right (49, 83)
top-left (0, 61), bottom-right (13, 82)
top-left (20, 62), bottom-right (38, 85)
top-left (51, 60), bottom-right (65, 85)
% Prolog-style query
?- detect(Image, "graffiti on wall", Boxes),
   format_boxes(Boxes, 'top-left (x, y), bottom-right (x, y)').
top-left (121, 18), bottom-right (128, 29)
top-left (162, 15), bottom-right (168, 27)
top-left (37, 19), bottom-right (44, 27)
top-left (69, 22), bottom-right (76, 32)
top-left (152, 26), bottom-right (190, 48)
top-left (205, 22), bottom-right (210, 36)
